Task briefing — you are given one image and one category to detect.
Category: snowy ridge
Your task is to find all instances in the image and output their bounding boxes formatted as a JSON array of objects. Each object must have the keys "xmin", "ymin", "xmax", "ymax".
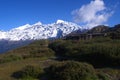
[
  {"xmin": 14, "ymin": 24, "xmax": 31, "ymax": 30},
  {"xmin": 0, "ymin": 20, "xmax": 82, "ymax": 41},
  {"xmin": 56, "ymin": 20, "xmax": 65, "ymax": 24}
]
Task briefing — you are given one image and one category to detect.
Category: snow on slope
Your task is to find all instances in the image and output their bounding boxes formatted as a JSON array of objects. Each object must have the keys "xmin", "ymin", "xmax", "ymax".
[
  {"xmin": 0, "ymin": 31, "xmax": 6, "ymax": 39},
  {"xmin": 0, "ymin": 20, "xmax": 82, "ymax": 41}
]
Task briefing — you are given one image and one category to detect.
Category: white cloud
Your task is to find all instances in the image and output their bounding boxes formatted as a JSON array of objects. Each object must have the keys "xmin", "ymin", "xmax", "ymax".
[{"xmin": 72, "ymin": 0, "xmax": 113, "ymax": 29}]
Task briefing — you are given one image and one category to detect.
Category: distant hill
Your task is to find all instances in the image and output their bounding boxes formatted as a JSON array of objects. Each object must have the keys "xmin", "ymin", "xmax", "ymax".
[
  {"xmin": 106, "ymin": 24, "xmax": 120, "ymax": 39},
  {"xmin": 87, "ymin": 25, "xmax": 109, "ymax": 34},
  {"xmin": 1, "ymin": 40, "xmax": 54, "ymax": 59},
  {"xmin": 65, "ymin": 24, "xmax": 120, "ymax": 40},
  {"xmin": 88, "ymin": 24, "xmax": 120, "ymax": 34},
  {"xmin": 109, "ymin": 24, "xmax": 120, "ymax": 33},
  {"xmin": 0, "ymin": 40, "xmax": 32, "ymax": 54},
  {"xmin": 0, "ymin": 23, "xmax": 120, "ymax": 53}
]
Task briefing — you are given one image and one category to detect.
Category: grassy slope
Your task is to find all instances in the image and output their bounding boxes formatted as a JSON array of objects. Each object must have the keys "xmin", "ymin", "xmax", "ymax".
[
  {"xmin": 0, "ymin": 40, "xmax": 56, "ymax": 80},
  {"xmin": 0, "ymin": 39, "xmax": 120, "ymax": 80},
  {"xmin": 0, "ymin": 58, "xmax": 57, "ymax": 80}
]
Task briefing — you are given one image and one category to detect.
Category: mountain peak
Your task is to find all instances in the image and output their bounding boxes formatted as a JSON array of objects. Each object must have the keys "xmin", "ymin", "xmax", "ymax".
[
  {"xmin": 0, "ymin": 20, "xmax": 81, "ymax": 41},
  {"xmin": 33, "ymin": 21, "xmax": 42, "ymax": 26},
  {"xmin": 15, "ymin": 24, "xmax": 31, "ymax": 30},
  {"xmin": 56, "ymin": 20, "xmax": 65, "ymax": 24}
]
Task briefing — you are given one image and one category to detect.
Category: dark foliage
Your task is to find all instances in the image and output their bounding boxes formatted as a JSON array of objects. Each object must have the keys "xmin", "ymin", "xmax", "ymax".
[
  {"xmin": 12, "ymin": 65, "xmax": 43, "ymax": 79},
  {"xmin": 49, "ymin": 39, "xmax": 120, "ymax": 67},
  {"xmin": 45, "ymin": 61, "xmax": 98, "ymax": 80}
]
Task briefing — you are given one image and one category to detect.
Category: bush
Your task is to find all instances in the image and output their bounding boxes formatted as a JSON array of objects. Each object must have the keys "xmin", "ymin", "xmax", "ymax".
[
  {"xmin": 49, "ymin": 39, "xmax": 120, "ymax": 67},
  {"xmin": 46, "ymin": 61, "xmax": 98, "ymax": 80},
  {"xmin": 12, "ymin": 65, "xmax": 43, "ymax": 79},
  {"xmin": 97, "ymin": 73, "xmax": 110, "ymax": 80}
]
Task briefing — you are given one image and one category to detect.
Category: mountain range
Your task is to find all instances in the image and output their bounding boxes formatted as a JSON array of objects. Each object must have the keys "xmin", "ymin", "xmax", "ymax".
[
  {"xmin": 0, "ymin": 20, "xmax": 82, "ymax": 53},
  {"xmin": 0, "ymin": 20, "xmax": 82, "ymax": 41},
  {"xmin": 0, "ymin": 20, "xmax": 119, "ymax": 53}
]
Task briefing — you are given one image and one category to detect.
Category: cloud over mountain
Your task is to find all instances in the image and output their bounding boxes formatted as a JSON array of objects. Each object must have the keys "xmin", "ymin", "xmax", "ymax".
[{"xmin": 72, "ymin": 0, "xmax": 113, "ymax": 29}]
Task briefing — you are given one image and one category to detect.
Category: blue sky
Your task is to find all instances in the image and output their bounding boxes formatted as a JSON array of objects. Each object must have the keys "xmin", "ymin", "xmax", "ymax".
[{"xmin": 0, "ymin": 0, "xmax": 119, "ymax": 31}]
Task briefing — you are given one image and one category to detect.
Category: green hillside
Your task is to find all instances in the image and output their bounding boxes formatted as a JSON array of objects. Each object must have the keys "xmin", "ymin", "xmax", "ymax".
[
  {"xmin": 0, "ymin": 40, "xmax": 57, "ymax": 80},
  {"xmin": 0, "ymin": 38, "xmax": 120, "ymax": 80},
  {"xmin": 0, "ymin": 24, "xmax": 120, "ymax": 80}
]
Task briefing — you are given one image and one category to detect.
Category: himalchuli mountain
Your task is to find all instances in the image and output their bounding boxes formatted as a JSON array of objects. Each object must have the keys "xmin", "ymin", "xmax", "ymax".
[
  {"xmin": 0, "ymin": 20, "xmax": 82, "ymax": 41},
  {"xmin": 0, "ymin": 20, "xmax": 119, "ymax": 53}
]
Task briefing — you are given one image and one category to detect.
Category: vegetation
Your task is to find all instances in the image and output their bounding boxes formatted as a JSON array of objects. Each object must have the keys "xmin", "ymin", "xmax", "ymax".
[
  {"xmin": 0, "ymin": 54, "xmax": 22, "ymax": 63},
  {"xmin": 0, "ymin": 40, "xmax": 55, "ymax": 79},
  {"xmin": 12, "ymin": 61, "xmax": 111, "ymax": 80},
  {"xmin": 46, "ymin": 61, "xmax": 99, "ymax": 80},
  {"xmin": 49, "ymin": 38, "xmax": 120, "ymax": 67},
  {"xmin": 0, "ymin": 40, "xmax": 54, "ymax": 64},
  {"xmin": 0, "ymin": 24, "xmax": 120, "ymax": 80},
  {"xmin": 12, "ymin": 65, "xmax": 43, "ymax": 79}
]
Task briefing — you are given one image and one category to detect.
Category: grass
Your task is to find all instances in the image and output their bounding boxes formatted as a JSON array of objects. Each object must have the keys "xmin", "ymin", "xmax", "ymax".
[
  {"xmin": 0, "ymin": 57, "xmax": 120, "ymax": 80},
  {"xmin": 0, "ymin": 40, "xmax": 55, "ymax": 80},
  {"xmin": 0, "ymin": 39, "xmax": 120, "ymax": 80},
  {"xmin": 0, "ymin": 58, "xmax": 57, "ymax": 80},
  {"xmin": 96, "ymin": 68, "xmax": 120, "ymax": 80}
]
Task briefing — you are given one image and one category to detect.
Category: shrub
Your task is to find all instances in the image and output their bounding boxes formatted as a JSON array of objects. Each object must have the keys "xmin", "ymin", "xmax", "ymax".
[
  {"xmin": 97, "ymin": 73, "xmax": 110, "ymax": 80},
  {"xmin": 46, "ymin": 61, "xmax": 98, "ymax": 80},
  {"xmin": 49, "ymin": 39, "xmax": 120, "ymax": 67},
  {"xmin": 12, "ymin": 65, "xmax": 43, "ymax": 79}
]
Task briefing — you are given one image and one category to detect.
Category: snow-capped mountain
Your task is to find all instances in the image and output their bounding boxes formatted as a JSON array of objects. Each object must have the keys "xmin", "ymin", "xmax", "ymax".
[
  {"xmin": 0, "ymin": 20, "xmax": 82, "ymax": 41},
  {"xmin": 0, "ymin": 31, "xmax": 6, "ymax": 40}
]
